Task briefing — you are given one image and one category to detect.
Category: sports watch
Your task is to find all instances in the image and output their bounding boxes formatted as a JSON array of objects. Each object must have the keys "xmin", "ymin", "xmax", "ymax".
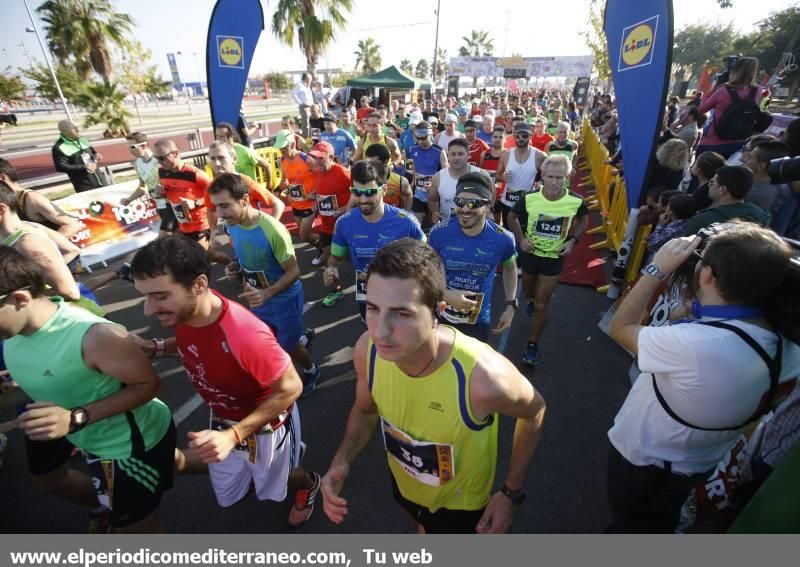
[
  {"xmin": 641, "ymin": 263, "xmax": 668, "ymax": 281},
  {"xmin": 500, "ymin": 483, "xmax": 527, "ymax": 505},
  {"xmin": 69, "ymin": 407, "xmax": 90, "ymax": 433},
  {"xmin": 505, "ymin": 299, "xmax": 519, "ymax": 310}
]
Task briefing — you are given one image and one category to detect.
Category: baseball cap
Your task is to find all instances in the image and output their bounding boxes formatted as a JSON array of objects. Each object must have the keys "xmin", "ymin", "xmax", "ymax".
[
  {"xmin": 273, "ymin": 129, "xmax": 294, "ymax": 149},
  {"xmin": 444, "ymin": 114, "xmax": 457, "ymax": 124},
  {"xmin": 456, "ymin": 171, "xmax": 494, "ymax": 201},
  {"xmin": 409, "ymin": 110, "xmax": 424, "ymax": 125},
  {"xmin": 309, "ymin": 141, "xmax": 334, "ymax": 158},
  {"xmin": 464, "ymin": 119, "xmax": 479, "ymax": 129},
  {"xmin": 429, "ymin": 116, "xmax": 439, "ymax": 124},
  {"xmin": 322, "ymin": 113, "xmax": 337, "ymax": 122},
  {"xmin": 456, "ymin": 107, "xmax": 468, "ymax": 116}
]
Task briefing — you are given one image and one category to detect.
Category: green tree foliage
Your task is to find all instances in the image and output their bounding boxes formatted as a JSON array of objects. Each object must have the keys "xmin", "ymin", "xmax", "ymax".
[
  {"xmin": 415, "ymin": 59, "xmax": 429, "ymax": 79},
  {"xmin": 354, "ymin": 38, "xmax": 382, "ymax": 75},
  {"xmin": 399, "ymin": 59, "xmax": 413, "ymax": 75},
  {"xmin": 431, "ymin": 48, "xmax": 449, "ymax": 82},
  {"xmin": 21, "ymin": 61, "xmax": 83, "ymax": 101},
  {"xmin": 737, "ymin": 5, "xmax": 800, "ymax": 94},
  {"xmin": 581, "ymin": 0, "xmax": 610, "ymax": 81},
  {"xmin": 672, "ymin": 23, "xmax": 739, "ymax": 82},
  {"xmin": 458, "ymin": 30, "xmax": 495, "ymax": 57},
  {"xmin": 266, "ymin": 72, "xmax": 292, "ymax": 90},
  {"xmin": 74, "ymin": 82, "xmax": 132, "ymax": 137},
  {"xmin": 272, "ymin": 0, "xmax": 353, "ymax": 75},
  {"xmin": 0, "ymin": 69, "xmax": 25, "ymax": 103},
  {"xmin": 37, "ymin": 0, "xmax": 135, "ymax": 84},
  {"xmin": 330, "ymin": 71, "xmax": 360, "ymax": 87}
]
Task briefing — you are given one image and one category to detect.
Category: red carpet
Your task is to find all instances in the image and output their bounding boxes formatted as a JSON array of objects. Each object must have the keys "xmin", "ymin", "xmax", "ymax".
[{"xmin": 559, "ymin": 168, "xmax": 608, "ymax": 289}]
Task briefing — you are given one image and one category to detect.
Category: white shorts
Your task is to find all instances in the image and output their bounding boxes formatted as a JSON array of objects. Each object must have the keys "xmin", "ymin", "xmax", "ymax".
[{"xmin": 208, "ymin": 404, "xmax": 302, "ymax": 508}]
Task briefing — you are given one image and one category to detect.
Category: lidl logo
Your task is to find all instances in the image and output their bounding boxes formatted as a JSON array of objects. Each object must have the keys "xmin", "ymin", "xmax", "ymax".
[
  {"xmin": 217, "ymin": 36, "xmax": 244, "ymax": 69},
  {"xmin": 618, "ymin": 16, "xmax": 658, "ymax": 72}
]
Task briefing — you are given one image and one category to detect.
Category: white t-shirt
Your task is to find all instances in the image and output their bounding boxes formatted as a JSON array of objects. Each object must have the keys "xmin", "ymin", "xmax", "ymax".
[
  {"xmin": 608, "ymin": 319, "xmax": 800, "ymax": 475},
  {"xmin": 134, "ymin": 156, "xmax": 159, "ymax": 191}
]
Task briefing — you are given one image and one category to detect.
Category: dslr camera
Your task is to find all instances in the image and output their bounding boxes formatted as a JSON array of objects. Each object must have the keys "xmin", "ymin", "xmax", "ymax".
[
  {"xmin": 769, "ymin": 156, "xmax": 800, "ymax": 185},
  {"xmin": 0, "ymin": 113, "xmax": 18, "ymax": 126}
]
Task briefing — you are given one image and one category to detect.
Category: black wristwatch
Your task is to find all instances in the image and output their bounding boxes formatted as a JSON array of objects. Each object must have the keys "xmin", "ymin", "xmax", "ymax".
[
  {"xmin": 505, "ymin": 298, "xmax": 519, "ymax": 310},
  {"xmin": 69, "ymin": 407, "xmax": 90, "ymax": 433},
  {"xmin": 500, "ymin": 483, "xmax": 527, "ymax": 505}
]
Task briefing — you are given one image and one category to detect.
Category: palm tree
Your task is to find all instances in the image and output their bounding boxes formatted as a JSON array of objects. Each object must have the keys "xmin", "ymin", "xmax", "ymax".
[
  {"xmin": 458, "ymin": 30, "xmax": 495, "ymax": 87},
  {"xmin": 399, "ymin": 59, "xmax": 413, "ymax": 75},
  {"xmin": 37, "ymin": 0, "xmax": 135, "ymax": 85},
  {"xmin": 354, "ymin": 38, "xmax": 382, "ymax": 75},
  {"xmin": 74, "ymin": 82, "xmax": 132, "ymax": 137},
  {"xmin": 272, "ymin": 0, "xmax": 353, "ymax": 76},
  {"xmin": 415, "ymin": 59, "xmax": 429, "ymax": 79},
  {"xmin": 431, "ymin": 48, "xmax": 449, "ymax": 83}
]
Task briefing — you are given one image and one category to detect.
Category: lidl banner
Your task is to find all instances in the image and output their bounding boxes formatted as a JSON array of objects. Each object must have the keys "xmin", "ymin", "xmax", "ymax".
[
  {"xmin": 605, "ymin": 0, "xmax": 673, "ymax": 208},
  {"xmin": 54, "ymin": 182, "xmax": 160, "ymax": 269},
  {"xmin": 206, "ymin": 0, "xmax": 264, "ymax": 128}
]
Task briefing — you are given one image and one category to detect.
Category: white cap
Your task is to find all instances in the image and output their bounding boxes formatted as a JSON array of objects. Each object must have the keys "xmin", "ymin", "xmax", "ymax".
[
  {"xmin": 409, "ymin": 110, "xmax": 423, "ymax": 125},
  {"xmin": 429, "ymin": 116, "xmax": 439, "ymax": 124},
  {"xmin": 444, "ymin": 114, "xmax": 457, "ymax": 124}
]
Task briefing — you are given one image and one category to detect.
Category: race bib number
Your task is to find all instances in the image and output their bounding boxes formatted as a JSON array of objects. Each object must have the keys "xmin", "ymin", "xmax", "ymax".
[
  {"xmin": 414, "ymin": 174, "xmax": 433, "ymax": 194},
  {"xmin": 534, "ymin": 214, "xmax": 567, "ymax": 240},
  {"xmin": 505, "ymin": 189, "xmax": 525, "ymax": 204},
  {"xmin": 212, "ymin": 418, "xmax": 257, "ymax": 464},
  {"xmin": 381, "ymin": 417, "xmax": 455, "ymax": 486},
  {"xmin": 355, "ymin": 271, "xmax": 367, "ymax": 302},
  {"xmin": 170, "ymin": 200, "xmax": 194, "ymax": 224},
  {"xmin": 288, "ymin": 184, "xmax": 306, "ymax": 202},
  {"xmin": 86, "ymin": 458, "xmax": 115, "ymax": 510},
  {"xmin": 441, "ymin": 290, "xmax": 484, "ymax": 325},
  {"xmin": 317, "ymin": 194, "xmax": 338, "ymax": 216},
  {"xmin": 242, "ymin": 268, "xmax": 270, "ymax": 290}
]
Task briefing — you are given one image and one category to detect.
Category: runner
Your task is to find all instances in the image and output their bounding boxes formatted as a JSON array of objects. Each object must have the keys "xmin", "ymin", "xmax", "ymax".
[
  {"xmin": 120, "ymin": 133, "xmax": 175, "ymax": 237},
  {"xmin": 530, "ymin": 119, "xmax": 554, "ymax": 153},
  {"xmin": 479, "ymin": 126, "xmax": 507, "ymax": 224},
  {"xmin": 320, "ymin": 238, "xmax": 546, "ymax": 533},
  {"xmin": 363, "ymin": 143, "xmax": 413, "ymax": 210},
  {"xmin": 153, "ymin": 139, "xmax": 230, "ymax": 265},
  {"xmin": 434, "ymin": 114, "xmax": 464, "ymax": 151},
  {"xmin": 352, "ymin": 113, "xmax": 402, "ymax": 164},
  {"xmin": 429, "ymin": 139, "xmax": 482, "ymax": 225},
  {"xmin": 207, "ymin": 173, "xmax": 320, "ymax": 399},
  {"xmin": 495, "ymin": 122, "xmax": 547, "ymax": 227},
  {"xmin": 308, "ymin": 141, "xmax": 352, "ymax": 267},
  {"xmin": 546, "ymin": 109, "xmax": 563, "ymax": 136},
  {"xmin": 130, "ymin": 236, "xmax": 321, "ymax": 527},
  {"xmin": 280, "ymin": 116, "xmax": 309, "ymax": 152},
  {"xmin": 429, "ymin": 171, "xmax": 518, "ymax": 342},
  {"xmin": 506, "ymin": 155, "xmax": 589, "ymax": 366},
  {"xmin": 214, "ymin": 122, "xmax": 274, "ymax": 184},
  {"xmin": 356, "ymin": 96, "xmax": 376, "ymax": 127},
  {"xmin": 322, "ymin": 160, "xmax": 425, "ymax": 317},
  {"xmin": 464, "ymin": 120, "xmax": 490, "ymax": 167},
  {"xmin": 405, "ymin": 121, "xmax": 449, "ymax": 225},
  {"xmin": 546, "ymin": 122, "xmax": 579, "ymax": 182},
  {"xmin": 319, "ymin": 113, "xmax": 357, "ymax": 164},
  {"xmin": 0, "ymin": 246, "xmax": 178, "ymax": 533}
]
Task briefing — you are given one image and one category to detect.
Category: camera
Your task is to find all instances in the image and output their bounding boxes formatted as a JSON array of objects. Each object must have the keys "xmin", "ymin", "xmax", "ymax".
[
  {"xmin": 711, "ymin": 55, "xmax": 739, "ymax": 92},
  {"xmin": 768, "ymin": 156, "xmax": 800, "ymax": 185},
  {"xmin": 0, "ymin": 113, "xmax": 18, "ymax": 126}
]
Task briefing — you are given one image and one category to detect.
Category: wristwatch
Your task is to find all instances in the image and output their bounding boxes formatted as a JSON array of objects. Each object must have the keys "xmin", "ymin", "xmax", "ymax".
[
  {"xmin": 505, "ymin": 298, "xmax": 519, "ymax": 310},
  {"xmin": 500, "ymin": 483, "xmax": 527, "ymax": 505},
  {"xmin": 69, "ymin": 407, "xmax": 90, "ymax": 433},
  {"xmin": 641, "ymin": 263, "xmax": 668, "ymax": 281}
]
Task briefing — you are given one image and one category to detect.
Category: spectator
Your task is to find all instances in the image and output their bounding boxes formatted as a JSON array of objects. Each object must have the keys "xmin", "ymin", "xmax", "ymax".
[
  {"xmin": 650, "ymin": 139, "xmax": 690, "ymax": 192},
  {"xmin": 686, "ymin": 90, "xmax": 703, "ymax": 108},
  {"xmin": 726, "ymin": 133, "xmax": 777, "ymax": 166},
  {"xmin": 236, "ymin": 105, "xmax": 257, "ymax": 147},
  {"xmin": 689, "ymin": 151, "xmax": 726, "ymax": 211},
  {"xmin": 637, "ymin": 186, "xmax": 669, "ymax": 227},
  {"xmin": 291, "ymin": 72, "xmax": 314, "ymax": 137},
  {"xmin": 742, "ymin": 140, "xmax": 790, "ymax": 213},
  {"xmin": 312, "ymin": 81, "xmax": 329, "ymax": 114},
  {"xmin": 666, "ymin": 96, "xmax": 681, "ymax": 127},
  {"xmin": 696, "ymin": 57, "xmax": 764, "ymax": 159},
  {"xmin": 51, "ymin": 120, "xmax": 104, "ymax": 193},
  {"xmin": 607, "ymin": 222, "xmax": 800, "ymax": 533},
  {"xmin": 646, "ymin": 193, "xmax": 697, "ymax": 253},
  {"xmin": 682, "ymin": 165, "xmax": 770, "ymax": 235},
  {"xmin": 672, "ymin": 106, "xmax": 704, "ymax": 149}
]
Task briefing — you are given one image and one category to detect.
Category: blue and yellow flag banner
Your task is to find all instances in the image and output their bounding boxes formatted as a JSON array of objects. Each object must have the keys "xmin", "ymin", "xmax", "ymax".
[
  {"xmin": 206, "ymin": 0, "xmax": 264, "ymax": 128},
  {"xmin": 604, "ymin": 0, "xmax": 673, "ymax": 207}
]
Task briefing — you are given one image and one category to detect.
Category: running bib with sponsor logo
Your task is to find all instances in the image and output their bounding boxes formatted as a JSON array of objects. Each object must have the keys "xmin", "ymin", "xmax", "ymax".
[
  {"xmin": 534, "ymin": 214, "xmax": 567, "ymax": 240},
  {"xmin": 381, "ymin": 417, "xmax": 454, "ymax": 486},
  {"xmin": 405, "ymin": 158, "xmax": 415, "ymax": 174},
  {"xmin": 211, "ymin": 418, "xmax": 258, "ymax": 464},
  {"xmin": 414, "ymin": 174, "xmax": 433, "ymax": 193},
  {"xmin": 355, "ymin": 271, "xmax": 367, "ymax": 302},
  {"xmin": 441, "ymin": 291, "xmax": 484, "ymax": 325},
  {"xmin": 170, "ymin": 200, "xmax": 197, "ymax": 224},
  {"xmin": 242, "ymin": 268, "xmax": 270, "ymax": 290},
  {"xmin": 86, "ymin": 457, "xmax": 115, "ymax": 510},
  {"xmin": 288, "ymin": 184, "xmax": 307, "ymax": 202},
  {"xmin": 505, "ymin": 189, "xmax": 525, "ymax": 204},
  {"xmin": 317, "ymin": 194, "xmax": 338, "ymax": 216},
  {"xmin": 311, "ymin": 128, "xmax": 321, "ymax": 141}
]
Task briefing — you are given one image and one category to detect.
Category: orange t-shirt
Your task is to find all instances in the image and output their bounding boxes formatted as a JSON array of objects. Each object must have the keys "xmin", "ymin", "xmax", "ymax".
[
  {"xmin": 312, "ymin": 163, "xmax": 352, "ymax": 233},
  {"xmin": 504, "ymin": 134, "xmax": 534, "ymax": 150},
  {"xmin": 205, "ymin": 174, "xmax": 275, "ymax": 215},
  {"xmin": 531, "ymin": 133, "xmax": 554, "ymax": 152},
  {"xmin": 281, "ymin": 152, "xmax": 315, "ymax": 211},
  {"xmin": 356, "ymin": 106, "xmax": 376, "ymax": 124},
  {"xmin": 159, "ymin": 164, "xmax": 212, "ymax": 233}
]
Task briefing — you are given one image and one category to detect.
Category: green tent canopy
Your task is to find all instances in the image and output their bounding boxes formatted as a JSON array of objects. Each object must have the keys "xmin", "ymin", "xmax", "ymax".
[{"xmin": 347, "ymin": 66, "xmax": 432, "ymax": 90}]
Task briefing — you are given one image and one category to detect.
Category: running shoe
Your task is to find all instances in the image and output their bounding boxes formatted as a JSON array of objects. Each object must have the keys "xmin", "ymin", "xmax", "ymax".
[
  {"xmin": 522, "ymin": 343, "xmax": 539, "ymax": 367},
  {"xmin": 116, "ymin": 262, "xmax": 134, "ymax": 282},
  {"xmin": 301, "ymin": 365, "xmax": 321, "ymax": 399},
  {"xmin": 311, "ymin": 251, "xmax": 325, "ymax": 266},
  {"xmin": 298, "ymin": 328, "xmax": 315, "ymax": 351},
  {"xmin": 0, "ymin": 433, "xmax": 7, "ymax": 470},
  {"xmin": 526, "ymin": 300, "xmax": 535, "ymax": 317},
  {"xmin": 321, "ymin": 289, "xmax": 344, "ymax": 307},
  {"xmin": 287, "ymin": 472, "xmax": 321, "ymax": 528}
]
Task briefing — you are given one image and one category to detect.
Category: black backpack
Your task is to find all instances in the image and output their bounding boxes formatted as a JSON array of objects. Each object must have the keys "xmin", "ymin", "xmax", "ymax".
[{"xmin": 715, "ymin": 86, "xmax": 761, "ymax": 141}]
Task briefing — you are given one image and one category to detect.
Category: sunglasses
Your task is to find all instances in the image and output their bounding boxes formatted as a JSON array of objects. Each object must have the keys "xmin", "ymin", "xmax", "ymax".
[
  {"xmin": 351, "ymin": 187, "xmax": 381, "ymax": 197},
  {"xmin": 514, "ymin": 133, "xmax": 531, "ymax": 138},
  {"xmin": 454, "ymin": 197, "xmax": 490, "ymax": 209},
  {"xmin": 128, "ymin": 143, "xmax": 146, "ymax": 150},
  {"xmin": 154, "ymin": 152, "xmax": 177, "ymax": 162},
  {"xmin": 0, "ymin": 285, "xmax": 32, "ymax": 303}
]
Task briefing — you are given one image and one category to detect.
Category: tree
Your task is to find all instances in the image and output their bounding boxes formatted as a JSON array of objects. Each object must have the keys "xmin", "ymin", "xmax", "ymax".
[
  {"xmin": 672, "ymin": 23, "xmax": 740, "ymax": 87},
  {"xmin": 73, "ymin": 81, "xmax": 131, "ymax": 137},
  {"xmin": 117, "ymin": 41, "xmax": 159, "ymax": 123},
  {"xmin": 415, "ymin": 59, "xmax": 429, "ymax": 79},
  {"xmin": 458, "ymin": 30, "xmax": 495, "ymax": 57},
  {"xmin": 0, "ymin": 69, "xmax": 25, "ymax": 103},
  {"xmin": 141, "ymin": 71, "xmax": 172, "ymax": 107},
  {"xmin": 354, "ymin": 38, "xmax": 382, "ymax": 75},
  {"xmin": 271, "ymin": 0, "xmax": 353, "ymax": 75},
  {"xmin": 581, "ymin": 0, "xmax": 611, "ymax": 81},
  {"xmin": 37, "ymin": 0, "xmax": 135, "ymax": 84},
  {"xmin": 431, "ymin": 48, "xmax": 449, "ymax": 82},
  {"xmin": 21, "ymin": 61, "xmax": 83, "ymax": 101},
  {"xmin": 399, "ymin": 59, "xmax": 413, "ymax": 75},
  {"xmin": 266, "ymin": 72, "xmax": 292, "ymax": 90}
]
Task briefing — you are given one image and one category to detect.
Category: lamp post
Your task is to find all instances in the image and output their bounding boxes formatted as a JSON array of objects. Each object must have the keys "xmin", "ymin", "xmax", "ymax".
[
  {"xmin": 175, "ymin": 51, "xmax": 194, "ymax": 115},
  {"xmin": 22, "ymin": 0, "xmax": 73, "ymax": 121},
  {"xmin": 432, "ymin": 0, "xmax": 441, "ymax": 87}
]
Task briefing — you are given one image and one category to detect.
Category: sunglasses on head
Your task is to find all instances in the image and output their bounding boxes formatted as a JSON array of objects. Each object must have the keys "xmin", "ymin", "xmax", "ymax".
[
  {"xmin": 0, "ymin": 285, "xmax": 32, "ymax": 303},
  {"xmin": 351, "ymin": 187, "xmax": 381, "ymax": 197},
  {"xmin": 454, "ymin": 197, "xmax": 489, "ymax": 209},
  {"xmin": 128, "ymin": 143, "xmax": 146, "ymax": 150}
]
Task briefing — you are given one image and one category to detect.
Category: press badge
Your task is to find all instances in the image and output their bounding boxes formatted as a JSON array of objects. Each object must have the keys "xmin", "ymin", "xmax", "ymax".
[{"xmin": 381, "ymin": 417, "xmax": 455, "ymax": 486}]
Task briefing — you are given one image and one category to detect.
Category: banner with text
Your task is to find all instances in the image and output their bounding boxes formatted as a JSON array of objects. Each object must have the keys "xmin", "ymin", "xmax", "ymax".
[
  {"xmin": 448, "ymin": 56, "xmax": 594, "ymax": 79},
  {"xmin": 206, "ymin": 0, "xmax": 264, "ymax": 129},
  {"xmin": 604, "ymin": 0, "xmax": 674, "ymax": 208}
]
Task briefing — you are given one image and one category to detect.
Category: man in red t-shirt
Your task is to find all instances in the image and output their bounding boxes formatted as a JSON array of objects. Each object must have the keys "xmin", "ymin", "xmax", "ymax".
[
  {"xmin": 309, "ymin": 141, "xmax": 352, "ymax": 265},
  {"xmin": 131, "ymin": 236, "xmax": 321, "ymax": 528},
  {"xmin": 153, "ymin": 139, "xmax": 230, "ymax": 265},
  {"xmin": 531, "ymin": 119, "xmax": 554, "ymax": 153},
  {"xmin": 463, "ymin": 119, "xmax": 490, "ymax": 166},
  {"xmin": 480, "ymin": 126, "xmax": 507, "ymax": 223},
  {"xmin": 356, "ymin": 96, "xmax": 376, "ymax": 127}
]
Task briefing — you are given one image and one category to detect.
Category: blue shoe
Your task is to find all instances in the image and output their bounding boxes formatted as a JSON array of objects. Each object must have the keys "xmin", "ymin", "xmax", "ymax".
[
  {"xmin": 522, "ymin": 343, "xmax": 539, "ymax": 366},
  {"xmin": 117, "ymin": 262, "xmax": 133, "ymax": 282},
  {"xmin": 526, "ymin": 300, "xmax": 535, "ymax": 317},
  {"xmin": 299, "ymin": 328, "xmax": 315, "ymax": 352},
  {"xmin": 301, "ymin": 365, "xmax": 321, "ymax": 399}
]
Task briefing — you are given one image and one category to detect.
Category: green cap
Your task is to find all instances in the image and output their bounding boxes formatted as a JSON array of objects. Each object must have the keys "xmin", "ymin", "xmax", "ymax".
[{"xmin": 273, "ymin": 129, "xmax": 294, "ymax": 149}]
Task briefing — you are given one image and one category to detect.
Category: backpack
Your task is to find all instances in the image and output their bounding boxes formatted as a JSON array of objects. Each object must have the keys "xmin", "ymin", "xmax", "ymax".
[{"xmin": 715, "ymin": 86, "xmax": 761, "ymax": 141}]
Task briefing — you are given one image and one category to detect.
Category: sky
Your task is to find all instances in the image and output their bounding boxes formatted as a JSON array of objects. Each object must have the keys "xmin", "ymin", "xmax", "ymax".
[{"xmin": 1, "ymin": 0, "xmax": 794, "ymax": 85}]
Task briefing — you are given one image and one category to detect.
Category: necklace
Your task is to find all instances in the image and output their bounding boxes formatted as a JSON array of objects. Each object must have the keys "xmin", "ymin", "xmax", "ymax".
[{"xmin": 400, "ymin": 337, "xmax": 440, "ymax": 378}]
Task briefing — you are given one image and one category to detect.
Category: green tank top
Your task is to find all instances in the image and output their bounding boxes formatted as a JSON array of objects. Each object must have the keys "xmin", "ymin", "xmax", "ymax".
[
  {"xmin": 547, "ymin": 140, "xmax": 577, "ymax": 188},
  {"xmin": 523, "ymin": 190, "xmax": 585, "ymax": 258},
  {"xmin": 368, "ymin": 328, "xmax": 498, "ymax": 512},
  {"xmin": 4, "ymin": 299, "xmax": 171, "ymax": 459}
]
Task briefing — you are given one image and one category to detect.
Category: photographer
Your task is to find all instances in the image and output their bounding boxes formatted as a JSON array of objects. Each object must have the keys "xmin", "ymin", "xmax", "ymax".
[{"xmin": 606, "ymin": 223, "xmax": 800, "ymax": 533}]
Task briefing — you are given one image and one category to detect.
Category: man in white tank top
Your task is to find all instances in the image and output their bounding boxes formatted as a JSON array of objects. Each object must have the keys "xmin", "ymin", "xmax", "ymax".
[
  {"xmin": 434, "ymin": 114, "xmax": 464, "ymax": 153},
  {"xmin": 495, "ymin": 122, "xmax": 547, "ymax": 226},
  {"xmin": 429, "ymin": 139, "xmax": 482, "ymax": 224}
]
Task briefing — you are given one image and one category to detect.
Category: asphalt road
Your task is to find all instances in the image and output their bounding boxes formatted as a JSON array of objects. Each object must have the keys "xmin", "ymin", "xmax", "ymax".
[{"xmin": 0, "ymin": 236, "xmax": 634, "ymax": 534}]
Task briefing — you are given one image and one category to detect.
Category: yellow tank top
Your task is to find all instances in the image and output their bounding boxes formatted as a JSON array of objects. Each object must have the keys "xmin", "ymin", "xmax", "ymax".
[
  {"xmin": 363, "ymin": 135, "xmax": 388, "ymax": 153},
  {"xmin": 368, "ymin": 327, "xmax": 498, "ymax": 512}
]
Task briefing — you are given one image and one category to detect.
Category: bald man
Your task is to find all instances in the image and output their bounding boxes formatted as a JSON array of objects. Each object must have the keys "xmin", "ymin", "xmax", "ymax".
[{"xmin": 52, "ymin": 120, "xmax": 104, "ymax": 193}]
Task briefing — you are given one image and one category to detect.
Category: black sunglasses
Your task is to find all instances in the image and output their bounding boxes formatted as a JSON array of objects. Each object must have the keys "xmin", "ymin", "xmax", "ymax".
[
  {"xmin": 154, "ymin": 152, "xmax": 176, "ymax": 161},
  {"xmin": 454, "ymin": 197, "xmax": 490, "ymax": 209},
  {"xmin": 351, "ymin": 187, "xmax": 381, "ymax": 197}
]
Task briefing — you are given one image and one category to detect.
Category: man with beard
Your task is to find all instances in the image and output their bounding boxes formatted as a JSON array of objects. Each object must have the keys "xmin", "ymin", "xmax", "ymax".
[
  {"xmin": 323, "ymin": 161, "xmax": 425, "ymax": 323},
  {"xmin": 428, "ymin": 139, "xmax": 483, "ymax": 225},
  {"xmin": 495, "ymin": 122, "xmax": 546, "ymax": 227},
  {"xmin": 131, "ymin": 236, "xmax": 322, "ymax": 527},
  {"xmin": 429, "ymin": 171, "xmax": 518, "ymax": 342},
  {"xmin": 464, "ymin": 120, "xmax": 490, "ymax": 167}
]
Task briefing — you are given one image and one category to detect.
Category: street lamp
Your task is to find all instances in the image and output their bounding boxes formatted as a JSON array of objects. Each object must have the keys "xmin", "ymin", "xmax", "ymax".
[{"xmin": 22, "ymin": 1, "xmax": 73, "ymax": 121}]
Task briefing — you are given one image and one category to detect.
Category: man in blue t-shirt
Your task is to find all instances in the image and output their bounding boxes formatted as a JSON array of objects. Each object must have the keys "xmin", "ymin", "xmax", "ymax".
[
  {"xmin": 208, "ymin": 173, "xmax": 321, "ymax": 398},
  {"xmin": 429, "ymin": 171, "xmax": 518, "ymax": 342},
  {"xmin": 323, "ymin": 160, "xmax": 426, "ymax": 321},
  {"xmin": 405, "ymin": 121, "xmax": 448, "ymax": 225},
  {"xmin": 319, "ymin": 113, "xmax": 356, "ymax": 165}
]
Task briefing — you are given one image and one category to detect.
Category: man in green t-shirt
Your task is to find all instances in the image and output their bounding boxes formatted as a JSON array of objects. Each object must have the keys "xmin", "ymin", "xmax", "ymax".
[{"xmin": 215, "ymin": 122, "xmax": 274, "ymax": 182}]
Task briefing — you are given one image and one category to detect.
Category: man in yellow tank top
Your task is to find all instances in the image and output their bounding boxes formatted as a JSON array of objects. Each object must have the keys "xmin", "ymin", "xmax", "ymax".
[{"xmin": 320, "ymin": 238, "xmax": 546, "ymax": 533}]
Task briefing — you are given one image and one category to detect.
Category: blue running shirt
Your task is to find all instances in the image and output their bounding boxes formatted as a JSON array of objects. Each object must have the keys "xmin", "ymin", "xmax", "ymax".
[
  {"xmin": 320, "ymin": 128, "xmax": 357, "ymax": 163},
  {"xmin": 406, "ymin": 144, "xmax": 444, "ymax": 203}
]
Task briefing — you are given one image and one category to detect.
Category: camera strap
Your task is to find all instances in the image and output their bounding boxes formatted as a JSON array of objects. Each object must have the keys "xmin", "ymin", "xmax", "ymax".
[{"xmin": 651, "ymin": 320, "xmax": 783, "ymax": 432}]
